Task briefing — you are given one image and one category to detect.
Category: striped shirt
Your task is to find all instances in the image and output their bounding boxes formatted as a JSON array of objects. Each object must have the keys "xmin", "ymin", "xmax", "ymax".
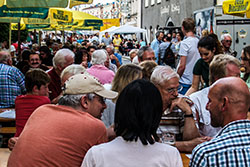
[
  {"xmin": 0, "ymin": 64, "xmax": 26, "ymax": 108},
  {"xmin": 190, "ymin": 120, "xmax": 250, "ymax": 167}
]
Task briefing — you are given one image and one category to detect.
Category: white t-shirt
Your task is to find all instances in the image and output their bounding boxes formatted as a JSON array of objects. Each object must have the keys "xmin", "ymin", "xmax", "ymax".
[
  {"xmin": 82, "ymin": 137, "xmax": 183, "ymax": 167},
  {"xmin": 177, "ymin": 37, "xmax": 200, "ymax": 85},
  {"xmin": 189, "ymin": 87, "xmax": 221, "ymax": 137}
]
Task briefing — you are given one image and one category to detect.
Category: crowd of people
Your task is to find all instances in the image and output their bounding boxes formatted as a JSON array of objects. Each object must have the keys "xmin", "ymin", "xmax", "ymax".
[{"xmin": 0, "ymin": 17, "xmax": 250, "ymax": 166}]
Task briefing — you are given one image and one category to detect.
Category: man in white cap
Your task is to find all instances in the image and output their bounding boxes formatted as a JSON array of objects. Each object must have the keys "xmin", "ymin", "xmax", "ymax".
[{"xmin": 8, "ymin": 73, "xmax": 118, "ymax": 167}]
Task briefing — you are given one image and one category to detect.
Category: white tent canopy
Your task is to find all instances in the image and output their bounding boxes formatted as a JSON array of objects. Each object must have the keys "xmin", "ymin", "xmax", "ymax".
[{"xmin": 99, "ymin": 25, "xmax": 148, "ymax": 44}]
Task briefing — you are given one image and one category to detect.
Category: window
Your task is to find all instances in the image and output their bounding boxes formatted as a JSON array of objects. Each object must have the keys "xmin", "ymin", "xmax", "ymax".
[
  {"xmin": 145, "ymin": 0, "xmax": 149, "ymax": 7},
  {"xmin": 151, "ymin": 0, "xmax": 155, "ymax": 6}
]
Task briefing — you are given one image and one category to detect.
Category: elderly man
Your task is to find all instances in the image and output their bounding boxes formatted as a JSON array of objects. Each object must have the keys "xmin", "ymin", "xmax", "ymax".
[
  {"xmin": 87, "ymin": 50, "xmax": 115, "ymax": 84},
  {"xmin": 8, "ymin": 73, "xmax": 118, "ymax": 166},
  {"xmin": 150, "ymin": 66, "xmax": 210, "ymax": 153},
  {"xmin": 221, "ymin": 33, "xmax": 237, "ymax": 57},
  {"xmin": 106, "ymin": 45, "xmax": 122, "ymax": 68},
  {"xmin": 0, "ymin": 51, "xmax": 26, "ymax": 108},
  {"xmin": 150, "ymin": 30, "xmax": 164, "ymax": 63},
  {"xmin": 185, "ymin": 54, "xmax": 241, "ymax": 140},
  {"xmin": 22, "ymin": 52, "xmax": 49, "ymax": 74},
  {"xmin": 190, "ymin": 77, "xmax": 250, "ymax": 166},
  {"xmin": 47, "ymin": 48, "xmax": 74, "ymax": 103},
  {"xmin": 134, "ymin": 46, "xmax": 156, "ymax": 63}
]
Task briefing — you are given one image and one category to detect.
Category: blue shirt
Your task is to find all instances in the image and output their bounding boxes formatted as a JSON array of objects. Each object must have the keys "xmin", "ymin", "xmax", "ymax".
[
  {"xmin": 190, "ymin": 120, "xmax": 250, "ymax": 167},
  {"xmin": 151, "ymin": 39, "xmax": 162, "ymax": 63},
  {"xmin": 0, "ymin": 64, "xmax": 26, "ymax": 108},
  {"xmin": 111, "ymin": 53, "xmax": 122, "ymax": 66}
]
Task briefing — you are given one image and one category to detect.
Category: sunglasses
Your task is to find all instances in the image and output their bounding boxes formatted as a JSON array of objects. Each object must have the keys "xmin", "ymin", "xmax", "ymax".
[{"xmin": 225, "ymin": 40, "xmax": 232, "ymax": 43}]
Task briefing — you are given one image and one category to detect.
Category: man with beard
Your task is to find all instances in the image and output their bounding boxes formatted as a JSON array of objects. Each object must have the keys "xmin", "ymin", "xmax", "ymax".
[
  {"xmin": 22, "ymin": 52, "xmax": 49, "ymax": 74},
  {"xmin": 190, "ymin": 77, "xmax": 250, "ymax": 166},
  {"xmin": 150, "ymin": 66, "xmax": 211, "ymax": 152}
]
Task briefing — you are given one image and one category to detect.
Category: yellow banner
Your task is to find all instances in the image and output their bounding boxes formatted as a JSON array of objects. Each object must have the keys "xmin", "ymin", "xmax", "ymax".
[
  {"xmin": 223, "ymin": 0, "xmax": 250, "ymax": 14},
  {"xmin": 11, "ymin": 23, "xmax": 26, "ymax": 30},
  {"xmin": 50, "ymin": 8, "xmax": 72, "ymax": 23},
  {"xmin": 100, "ymin": 18, "xmax": 120, "ymax": 32},
  {"xmin": 23, "ymin": 17, "xmax": 57, "ymax": 25}
]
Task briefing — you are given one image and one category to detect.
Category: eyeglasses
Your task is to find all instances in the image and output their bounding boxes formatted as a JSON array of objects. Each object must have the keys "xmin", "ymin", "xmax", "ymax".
[
  {"xmin": 88, "ymin": 93, "xmax": 106, "ymax": 104},
  {"xmin": 225, "ymin": 40, "xmax": 232, "ymax": 43},
  {"xmin": 165, "ymin": 85, "xmax": 183, "ymax": 94}
]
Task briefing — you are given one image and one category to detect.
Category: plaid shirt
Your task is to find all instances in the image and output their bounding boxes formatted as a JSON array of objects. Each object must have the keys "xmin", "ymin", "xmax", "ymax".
[
  {"xmin": 0, "ymin": 64, "xmax": 26, "ymax": 108},
  {"xmin": 190, "ymin": 120, "xmax": 250, "ymax": 167}
]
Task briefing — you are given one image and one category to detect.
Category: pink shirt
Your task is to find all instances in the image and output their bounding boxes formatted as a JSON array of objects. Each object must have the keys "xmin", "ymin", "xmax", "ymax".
[{"xmin": 87, "ymin": 65, "xmax": 115, "ymax": 84}]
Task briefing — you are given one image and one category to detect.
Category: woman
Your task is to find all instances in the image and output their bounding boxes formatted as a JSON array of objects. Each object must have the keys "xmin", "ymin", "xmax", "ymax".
[
  {"xmin": 102, "ymin": 64, "xmax": 143, "ymax": 128},
  {"xmin": 82, "ymin": 80, "xmax": 183, "ymax": 167},
  {"xmin": 241, "ymin": 45, "xmax": 250, "ymax": 89},
  {"xmin": 185, "ymin": 35, "xmax": 222, "ymax": 96},
  {"xmin": 74, "ymin": 49, "xmax": 89, "ymax": 68}
]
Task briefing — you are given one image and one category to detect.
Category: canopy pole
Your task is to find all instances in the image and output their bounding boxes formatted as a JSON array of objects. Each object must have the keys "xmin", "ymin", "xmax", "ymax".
[
  {"xmin": 9, "ymin": 23, "xmax": 11, "ymax": 53},
  {"xmin": 18, "ymin": 23, "xmax": 21, "ymax": 59}
]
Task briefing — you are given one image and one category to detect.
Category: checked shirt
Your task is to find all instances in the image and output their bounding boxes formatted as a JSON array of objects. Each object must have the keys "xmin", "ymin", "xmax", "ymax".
[
  {"xmin": 0, "ymin": 64, "xmax": 26, "ymax": 108},
  {"xmin": 190, "ymin": 120, "xmax": 250, "ymax": 167}
]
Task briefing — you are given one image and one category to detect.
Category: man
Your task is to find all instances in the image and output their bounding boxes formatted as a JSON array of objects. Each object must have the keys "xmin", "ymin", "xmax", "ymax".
[
  {"xmin": 0, "ymin": 51, "xmax": 26, "ymax": 108},
  {"xmin": 8, "ymin": 73, "xmax": 118, "ymax": 166},
  {"xmin": 159, "ymin": 35, "xmax": 176, "ymax": 67},
  {"xmin": 151, "ymin": 31, "xmax": 164, "ymax": 64},
  {"xmin": 106, "ymin": 45, "xmax": 122, "ymax": 68},
  {"xmin": 112, "ymin": 34, "xmax": 122, "ymax": 53},
  {"xmin": 47, "ymin": 48, "xmax": 74, "ymax": 103},
  {"xmin": 22, "ymin": 52, "xmax": 49, "ymax": 74},
  {"xmin": 190, "ymin": 77, "xmax": 250, "ymax": 166},
  {"xmin": 87, "ymin": 50, "xmax": 115, "ymax": 84},
  {"xmin": 101, "ymin": 32, "xmax": 112, "ymax": 46},
  {"xmin": 136, "ymin": 46, "xmax": 156, "ymax": 63},
  {"xmin": 177, "ymin": 18, "xmax": 200, "ymax": 94},
  {"xmin": 150, "ymin": 66, "xmax": 210, "ymax": 153},
  {"xmin": 185, "ymin": 54, "xmax": 241, "ymax": 140},
  {"xmin": 221, "ymin": 33, "xmax": 237, "ymax": 57}
]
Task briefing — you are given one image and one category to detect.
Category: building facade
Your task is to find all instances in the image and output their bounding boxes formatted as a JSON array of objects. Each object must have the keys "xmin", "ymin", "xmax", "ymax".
[{"xmin": 142, "ymin": 0, "xmax": 215, "ymax": 41}]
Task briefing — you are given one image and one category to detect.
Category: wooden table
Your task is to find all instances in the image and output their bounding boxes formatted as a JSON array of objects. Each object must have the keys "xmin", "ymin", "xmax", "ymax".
[
  {"xmin": 0, "ymin": 148, "xmax": 11, "ymax": 167},
  {"xmin": 181, "ymin": 153, "xmax": 190, "ymax": 167}
]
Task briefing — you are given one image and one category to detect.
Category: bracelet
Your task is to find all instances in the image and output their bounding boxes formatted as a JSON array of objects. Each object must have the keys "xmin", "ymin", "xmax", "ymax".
[{"xmin": 184, "ymin": 114, "xmax": 193, "ymax": 118}]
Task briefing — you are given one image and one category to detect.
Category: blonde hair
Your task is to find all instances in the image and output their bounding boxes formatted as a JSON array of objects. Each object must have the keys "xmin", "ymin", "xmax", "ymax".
[
  {"xmin": 139, "ymin": 60, "xmax": 157, "ymax": 80},
  {"xmin": 111, "ymin": 64, "xmax": 142, "ymax": 101}
]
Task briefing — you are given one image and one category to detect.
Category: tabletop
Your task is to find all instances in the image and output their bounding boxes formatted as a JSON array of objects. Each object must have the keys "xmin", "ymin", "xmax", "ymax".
[{"xmin": 0, "ymin": 148, "xmax": 11, "ymax": 167}]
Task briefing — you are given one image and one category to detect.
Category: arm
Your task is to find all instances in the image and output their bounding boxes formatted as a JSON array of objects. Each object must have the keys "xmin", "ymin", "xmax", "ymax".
[
  {"xmin": 185, "ymin": 75, "xmax": 201, "ymax": 96},
  {"xmin": 177, "ymin": 56, "xmax": 186, "ymax": 77},
  {"xmin": 170, "ymin": 97, "xmax": 200, "ymax": 140},
  {"xmin": 175, "ymin": 136, "xmax": 211, "ymax": 153},
  {"xmin": 110, "ymin": 54, "xmax": 121, "ymax": 68}
]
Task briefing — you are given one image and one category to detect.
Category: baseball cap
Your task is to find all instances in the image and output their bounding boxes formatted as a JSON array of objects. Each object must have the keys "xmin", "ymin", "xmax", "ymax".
[{"xmin": 63, "ymin": 73, "xmax": 118, "ymax": 99}]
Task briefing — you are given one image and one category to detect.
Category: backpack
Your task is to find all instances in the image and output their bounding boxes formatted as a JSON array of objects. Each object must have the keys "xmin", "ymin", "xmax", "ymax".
[{"xmin": 162, "ymin": 43, "xmax": 175, "ymax": 68}]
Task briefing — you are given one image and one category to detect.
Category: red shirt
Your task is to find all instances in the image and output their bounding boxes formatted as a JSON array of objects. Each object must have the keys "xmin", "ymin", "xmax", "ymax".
[
  {"xmin": 47, "ymin": 68, "xmax": 61, "ymax": 101},
  {"xmin": 15, "ymin": 95, "xmax": 50, "ymax": 137}
]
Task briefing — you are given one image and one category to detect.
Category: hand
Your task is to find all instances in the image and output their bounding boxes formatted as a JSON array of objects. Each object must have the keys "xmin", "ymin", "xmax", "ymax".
[
  {"xmin": 8, "ymin": 137, "xmax": 19, "ymax": 151},
  {"xmin": 106, "ymin": 124, "xmax": 116, "ymax": 141},
  {"xmin": 110, "ymin": 54, "xmax": 118, "ymax": 61},
  {"xmin": 170, "ymin": 97, "xmax": 192, "ymax": 114}
]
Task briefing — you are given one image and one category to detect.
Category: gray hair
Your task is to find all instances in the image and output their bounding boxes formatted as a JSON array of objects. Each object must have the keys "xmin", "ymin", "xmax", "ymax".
[
  {"xmin": 129, "ymin": 49, "xmax": 139, "ymax": 56},
  {"xmin": 52, "ymin": 49, "xmax": 75, "ymax": 69},
  {"xmin": 0, "ymin": 51, "xmax": 11, "ymax": 64},
  {"xmin": 150, "ymin": 65, "xmax": 179, "ymax": 86},
  {"xmin": 91, "ymin": 49, "xmax": 107, "ymax": 65},
  {"xmin": 58, "ymin": 93, "xmax": 95, "ymax": 109},
  {"xmin": 60, "ymin": 64, "xmax": 86, "ymax": 79},
  {"xmin": 221, "ymin": 33, "xmax": 232, "ymax": 41},
  {"xmin": 138, "ymin": 46, "xmax": 154, "ymax": 60},
  {"xmin": 106, "ymin": 45, "xmax": 114, "ymax": 51}
]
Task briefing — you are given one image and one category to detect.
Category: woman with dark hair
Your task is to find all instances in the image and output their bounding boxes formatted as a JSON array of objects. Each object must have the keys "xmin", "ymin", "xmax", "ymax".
[
  {"xmin": 241, "ymin": 45, "xmax": 250, "ymax": 89},
  {"xmin": 39, "ymin": 46, "xmax": 53, "ymax": 67},
  {"xmin": 82, "ymin": 79, "xmax": 182, "ymax": 167},
  {"xmin": 74, "ymin": 49, "xmax": 89, "ymax": 68},
  {"xmin": 186, "ymin": 35, "xmax": 222, "ymax": 95}
]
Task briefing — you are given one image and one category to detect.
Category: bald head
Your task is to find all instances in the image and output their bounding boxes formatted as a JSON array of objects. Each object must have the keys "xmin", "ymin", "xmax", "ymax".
[
  {"xmin": 207, "ymin": 77, "xmax": 250, "ymax": 127},
  {"xmin": 212, "ymin": 77, "xmax": 250, "ymax": 108}
]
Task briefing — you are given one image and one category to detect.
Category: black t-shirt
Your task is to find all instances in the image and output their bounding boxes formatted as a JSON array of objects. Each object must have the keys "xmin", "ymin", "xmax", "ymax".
[{"xmin": 193, "ymin": 58, "xmax": 209, "ymax": 87}]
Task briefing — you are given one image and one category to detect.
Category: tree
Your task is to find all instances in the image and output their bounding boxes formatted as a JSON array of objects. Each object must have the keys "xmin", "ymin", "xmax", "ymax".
[{"xmin": 0, "ymin": 23, "xmax": 28, "ymax": 43}]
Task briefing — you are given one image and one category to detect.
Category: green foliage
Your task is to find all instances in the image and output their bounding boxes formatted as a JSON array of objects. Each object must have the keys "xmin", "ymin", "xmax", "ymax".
[{"xmin": 0, "ymin": 23, "xmax": 29, "ymax": 43}]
